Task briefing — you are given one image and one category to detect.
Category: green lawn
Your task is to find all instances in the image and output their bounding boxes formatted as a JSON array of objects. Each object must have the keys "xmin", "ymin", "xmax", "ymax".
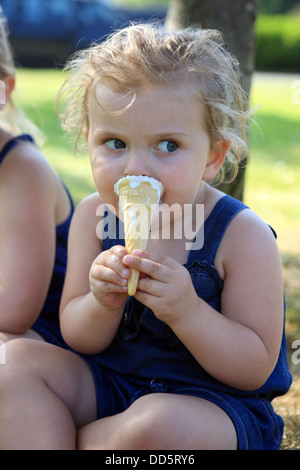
[
  {"xmin": 15, "ymin": 67, "xmax": 300, "ymax": 449},
  {"xmin": 245, "ymin": 72, "xmax": 300, "ymax": 256}
]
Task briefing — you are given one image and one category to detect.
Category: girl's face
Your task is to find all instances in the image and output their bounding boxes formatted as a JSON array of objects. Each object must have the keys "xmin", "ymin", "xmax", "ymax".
[{"xmin": 87, "ymin": 80, "xmax": 225, "ymax": 210}]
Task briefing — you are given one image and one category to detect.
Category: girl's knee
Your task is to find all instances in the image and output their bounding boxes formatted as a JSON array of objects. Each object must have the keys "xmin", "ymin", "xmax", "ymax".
[
  {"xmin": 122, "ymin": 394, "xmax": 182, "ymax": 450},
  {"xmin": 0, "ymin": 338, "xmax": 51, "ymax": 384},
  {"xmin": 121, "ymin": 393, "xmax": 237, "ymax": 450},
  {"xmin": 3, "ymin": 338, "xmax": 41, "ymax": 365},
  {"xmin": 0, "ymin": 339, "xmax": 36, "ymax": 400}
]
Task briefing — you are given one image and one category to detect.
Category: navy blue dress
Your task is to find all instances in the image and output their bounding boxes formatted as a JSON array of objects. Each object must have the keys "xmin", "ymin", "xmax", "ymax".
[
  {"xmin": 79, "ymin": 195, "xmax": 292, "ymax": 450},
  {"xmin": 0, "ymin": 134, "xmax": 74, "ymax": 346}
]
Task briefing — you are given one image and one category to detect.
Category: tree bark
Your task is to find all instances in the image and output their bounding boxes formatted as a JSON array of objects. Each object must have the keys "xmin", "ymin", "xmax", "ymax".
[{"xmin": 165, "ymin": 0, "xmax": 259, "ymax": 201}]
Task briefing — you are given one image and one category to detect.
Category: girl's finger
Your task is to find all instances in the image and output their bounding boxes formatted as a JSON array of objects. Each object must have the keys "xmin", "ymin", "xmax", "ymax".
[
  {"xmin": 91, "ymin": 264, "xmax": 128, "ymax": 288},
  {"xmin": 123, "ymin": 253, "xmax": 170, "ymax": 281},
  {"xmin": 131, "ymin": 249, "xmax": 179, "ymax": 269},
  {"xmin": 96, "ymin": 246, "xmax": 130, "ymax": 279},
  {"xmin": 137, "ymin": 276, "xmax": 165, "ymax": 297}
]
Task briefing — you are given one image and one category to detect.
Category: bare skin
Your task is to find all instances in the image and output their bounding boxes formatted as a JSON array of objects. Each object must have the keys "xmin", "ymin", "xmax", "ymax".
[
  {"xmin": 0, "ymin": 75, "xmax": 72, "ymax": 342},
  {"xmin": 0, "ymin": 129, "xmax": 72, "ymax": 341}
]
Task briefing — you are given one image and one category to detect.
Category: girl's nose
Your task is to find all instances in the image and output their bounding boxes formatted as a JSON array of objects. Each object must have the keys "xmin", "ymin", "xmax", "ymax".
[{"xmin": 123, "ymin": 151, "xmax": 151, "ymax": 177}]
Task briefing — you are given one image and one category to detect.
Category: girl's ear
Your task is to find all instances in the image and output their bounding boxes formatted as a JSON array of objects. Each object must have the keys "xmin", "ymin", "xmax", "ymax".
[
  {"xmin": 0, "ymin": 75, "xmax": 15, "ymax": 110},
  {"xmin": 4, "ymin": 75, "xmax": 15, "ymax": 101},
  {"xmin": 202, "ymin": 139, "xmax": 229, "ymax": 181},
  {"xmin": 83, "ymin": 116, "xmax": 90, "ymax": 140}
]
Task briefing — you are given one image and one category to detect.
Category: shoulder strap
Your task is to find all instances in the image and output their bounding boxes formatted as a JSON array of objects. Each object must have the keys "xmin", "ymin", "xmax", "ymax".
[
  {"xmin": 188, "ymin": 195, "xmax": 249, "ymax": 265},
  {"xmin": 0, "ymin": 134, "xmax": 34, "ymax": 165}
]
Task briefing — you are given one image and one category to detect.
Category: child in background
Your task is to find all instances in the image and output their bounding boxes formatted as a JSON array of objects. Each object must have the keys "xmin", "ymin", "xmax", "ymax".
[
  {"xmin": 0, "ymin": 23, "xmax": 292, "ymax": 450},
  {"xmin": 0, "ymin": 8, "xmax": 74, "ymax": 345}
]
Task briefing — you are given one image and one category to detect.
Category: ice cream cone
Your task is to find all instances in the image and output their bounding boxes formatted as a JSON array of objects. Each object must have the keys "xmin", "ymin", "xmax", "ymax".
[{"xmin": 114, "ymin": 176, "xmax": 164, "ymax": 295}]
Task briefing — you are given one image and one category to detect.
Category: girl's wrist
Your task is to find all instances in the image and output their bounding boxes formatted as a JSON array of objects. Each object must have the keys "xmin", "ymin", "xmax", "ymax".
[
  {"xmin": 167, "ymin": 293, "xmax": 201, "ymax": 334},
  {"xmin": 90, "ymin": 291, "xmax": 126, "ymax": 320}
]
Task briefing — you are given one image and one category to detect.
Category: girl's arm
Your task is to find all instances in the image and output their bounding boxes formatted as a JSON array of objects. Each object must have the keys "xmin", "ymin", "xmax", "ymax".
[
  {"xmin": 59, "ymin": 194, "xmax": 129, "ymax": 354},
  {"xmin": 124, "ymin": 210, "xmax": 284, "ymax": 391},
  {"xmin": 0, "ymin": 144, "xmax": 56, "ymax": 333}
]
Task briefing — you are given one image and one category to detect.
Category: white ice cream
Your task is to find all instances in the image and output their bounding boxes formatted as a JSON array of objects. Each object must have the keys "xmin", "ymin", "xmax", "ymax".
[{"xmin": 114, "ymin": 175, "xmax": 164, "ymax": 201}]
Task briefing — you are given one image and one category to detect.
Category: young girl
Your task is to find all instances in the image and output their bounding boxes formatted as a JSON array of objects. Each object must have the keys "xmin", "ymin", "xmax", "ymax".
[
  {"xmin": 0, "ymin": 24, "xmax": 292, "ymax": 450},
  {"xmin": 0, "ymin": 8, "xmax": 74, "ymax": 345}
]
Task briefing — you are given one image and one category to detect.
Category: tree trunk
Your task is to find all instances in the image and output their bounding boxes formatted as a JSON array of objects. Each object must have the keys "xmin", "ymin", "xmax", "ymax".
[{"xmin": 165, "ymin": 0, "xmax": 259, "ymax": 201}]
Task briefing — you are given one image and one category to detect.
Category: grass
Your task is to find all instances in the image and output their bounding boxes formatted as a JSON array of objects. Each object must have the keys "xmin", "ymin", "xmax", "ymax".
[
  {"xmin": 246, "ymin": 73, "xmax": 300, "ymax": 243},
  {"xmin": 15, "ymin": 68, "xmax": 300, "ymax": 449}
]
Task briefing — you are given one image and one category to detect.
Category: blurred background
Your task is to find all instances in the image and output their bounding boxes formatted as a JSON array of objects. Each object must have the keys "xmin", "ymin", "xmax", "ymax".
[
  {"xmin": 0, "ymin": 0, "xmax": 300, "ymax": 71},
  {"xmin": 1, "ymin": 0, "xmax": 299, "ymax": 448},
  {"xmin": 1, "ymin": 0, "xmax": 300, "ymax": 70},
  {"xmin": 1, "ymin": 0, "xmax": 167, "ymax": 67}
]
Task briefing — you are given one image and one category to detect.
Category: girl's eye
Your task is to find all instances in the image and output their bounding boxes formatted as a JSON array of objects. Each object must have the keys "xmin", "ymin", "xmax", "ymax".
[
  {"xmin": 105, "ymin": 139, "xmax": 126, "ymax": 150},
  {"xmin": 157, "ymin": 140, "xmax": 179, "ymax": 153}
]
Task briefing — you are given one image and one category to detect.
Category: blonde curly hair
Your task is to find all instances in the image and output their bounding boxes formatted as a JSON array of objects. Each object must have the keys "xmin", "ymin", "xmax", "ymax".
[{"xmin": 57, "ymin": 23, "xmax": 254, "ymax": 184}]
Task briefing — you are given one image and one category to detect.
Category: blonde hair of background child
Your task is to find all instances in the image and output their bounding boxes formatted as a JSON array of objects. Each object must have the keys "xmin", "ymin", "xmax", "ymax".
[
  {"xmin": 58, "ymin": 23, "xmax": 255, "ymax": 185},
  {"xmin": 0, "ymin": 7, "xmax": 43, "ymax": 143}
]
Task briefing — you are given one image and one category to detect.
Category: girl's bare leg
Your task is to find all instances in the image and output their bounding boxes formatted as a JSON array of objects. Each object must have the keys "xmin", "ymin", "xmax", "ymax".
[
  {"xmin": 78, "ymin": 392, "xmax": 237, "ymax": 450},
  {"xmin": 0, "ymin": 339, "xmax": 97, "ymax": 450},
  {"xmin": 0, "ymin": 328, "xmax": 45, "ymax": 343}
]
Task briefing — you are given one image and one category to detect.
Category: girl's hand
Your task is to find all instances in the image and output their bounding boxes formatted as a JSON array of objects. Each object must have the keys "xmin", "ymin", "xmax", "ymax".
[
  {"xmin": 89, "ymin": 245, "xmax": 130, "ymax": 311},
  {"xmin": 123, "ymin": 250, "xmax": 199, "ymax": 326}
]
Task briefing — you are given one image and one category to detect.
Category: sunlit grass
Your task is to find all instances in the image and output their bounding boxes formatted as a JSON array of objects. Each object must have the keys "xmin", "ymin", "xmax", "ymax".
[{"xmin": 245, "ymin": 72, "xmax": 300, "ymax": 255}]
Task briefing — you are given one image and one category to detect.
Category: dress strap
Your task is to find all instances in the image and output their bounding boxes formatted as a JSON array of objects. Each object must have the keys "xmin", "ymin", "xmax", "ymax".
[
  {"xmin": 187, "ymin": 195, "xmax": 249, "ymax": 266},
  {"xmin": 0, "ymin": 134, "xmax": 34, "ymax": 165}
]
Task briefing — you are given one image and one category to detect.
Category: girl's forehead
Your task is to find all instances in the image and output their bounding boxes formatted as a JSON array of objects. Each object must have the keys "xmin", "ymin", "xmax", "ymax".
[
  {"xmin": 90, "ymin": 79, "xmax": 200, "ymax": 113},
  {"xmin": 92, "ymin": 82, "xmax": 134, "ymax": 112},
  {"xmin": 88, "ymin": 80, "xmax": 208, "ymax": 135}
]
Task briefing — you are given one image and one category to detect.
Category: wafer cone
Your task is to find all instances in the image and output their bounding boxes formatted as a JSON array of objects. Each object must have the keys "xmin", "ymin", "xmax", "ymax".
[{"xmin": 114, "ymin": 176, "xmax": 164, "ymax": 295}]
